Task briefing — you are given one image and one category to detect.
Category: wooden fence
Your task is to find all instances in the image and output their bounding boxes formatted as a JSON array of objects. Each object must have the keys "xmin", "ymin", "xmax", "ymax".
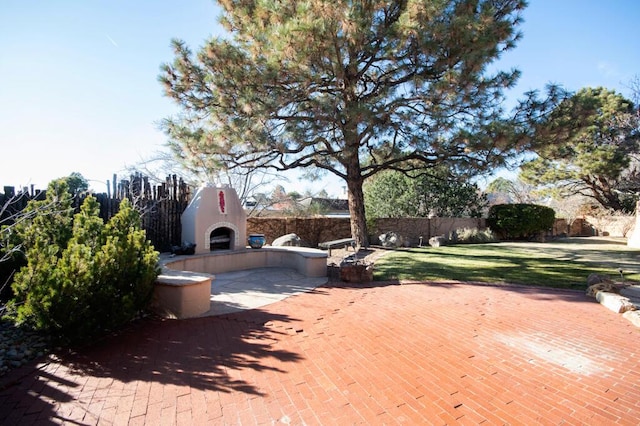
[{"xmin": 0, "ymin": 174, "xmax": 193, "ymax": 253}]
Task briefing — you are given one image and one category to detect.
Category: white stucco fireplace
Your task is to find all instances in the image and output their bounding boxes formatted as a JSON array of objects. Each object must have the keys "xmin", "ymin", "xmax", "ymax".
[
  {"xmin": 154, "ymin": 184, "xmax": 329, "ymax": 319},
  {"xmin": 181, "ymin": 185, "xmax": 247, "ymax": 254}
]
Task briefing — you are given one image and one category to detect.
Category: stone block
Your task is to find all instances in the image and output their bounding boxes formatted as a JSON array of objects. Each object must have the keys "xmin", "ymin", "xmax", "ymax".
[
  {"xmin": 379, "ymin": 232, "xmax": 404, "ymax": 248},
  {"xmin": 272, "ymin": 233, "xmax": 301, "ymax": 247},
  {"xmin": 595, "ymin": 291, "xmax": 636, "ymax": 314},
  {"xmin": 429, "ymin": 235, "xmax": 446, "ymax": 247},
  {"xmin": 627, "ymin": 297, "xmax": 640, "ymax": 310},
  {"xmin": 340, "ymin": 264, "xmax": 373, "ymax": 283},
  {"xmin": 622, "ymin": 310, "xmax": 640, "ymax": 328},
  {"xmin": 153, "ymin": 271, "xmax": 213, "ymax": 319}
]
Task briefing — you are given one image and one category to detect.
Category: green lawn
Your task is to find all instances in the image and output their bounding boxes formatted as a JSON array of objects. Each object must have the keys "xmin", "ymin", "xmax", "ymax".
[{"xmin": 373, "ymin": 238, "xmax": 640, "ymax": 290}]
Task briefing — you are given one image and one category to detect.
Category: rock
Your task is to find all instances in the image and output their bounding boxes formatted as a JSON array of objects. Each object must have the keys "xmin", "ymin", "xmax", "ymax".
[
  {"xmin": 379, "ymin": 232, "xmax": 404, "ymax": 248},
  {"xmin": 595, "ymin": 291, "xmax": 636, "ymax": 313},
  {"xmin": 586, "ymin": 282, "xmax": 616, "ymax": 297},
  {"xmin": 626, "ymin": 297, "xmax": 640, "ymax": 311},
  {"xmin": 6, "ymin": 349, "xmax": 20, "ymax": 360},
  {"xmin": 586, "ymin": 273, "xmax": 612, "ymax": 287},
  {"xmin": 586, "ymin": 274, "xmax": 616, "ymax": 297},
  {"xmin": 171, "ymin": 242, "xmax": 196, "ymax": 255},
  {"xmin": 0, "ymin": 318, "xmax": 50, "ymax": 377},
  {"xmin": 339, "ymin": 263, "xmax": 374, "ymax": 283},
  {"xmin": 272, "ymin": 233, "xmax": 301, "ymax": 247},
  {"xmin": 429, "ymin": 235, "xmax": 447, "ymax": 248}
]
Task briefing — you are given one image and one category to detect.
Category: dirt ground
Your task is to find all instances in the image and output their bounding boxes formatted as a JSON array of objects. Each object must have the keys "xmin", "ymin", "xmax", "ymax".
[{"xmin": 323, "ymin": 246, "xmax": 389, "ymax": 266}]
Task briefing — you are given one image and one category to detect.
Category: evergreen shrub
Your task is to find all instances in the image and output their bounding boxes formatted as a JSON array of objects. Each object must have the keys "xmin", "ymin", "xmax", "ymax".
[
  {"xmin": 6, "ymin": 180, "xmax": 159, "ymax": 344},
  {"xmin": 487, "ymin": 203, "xmax": 555, "ymax": 240}
]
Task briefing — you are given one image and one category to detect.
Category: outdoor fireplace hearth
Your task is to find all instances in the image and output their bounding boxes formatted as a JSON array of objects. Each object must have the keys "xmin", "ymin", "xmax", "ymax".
[
  {"xmin": 181, "ymin": 185, "xmax": 247, "ymax": 255},
  {"xmin": 155, "ymin": 184, "xmax": 328, "ymax": 319},
  {"xmin": 209, "ymin": 227, "xmax": 232, "ymax": 250}
]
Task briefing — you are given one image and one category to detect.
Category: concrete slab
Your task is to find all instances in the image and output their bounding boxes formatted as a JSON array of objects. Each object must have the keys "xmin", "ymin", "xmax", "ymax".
[
  {"xmin": 623, "ymin": 310, "xmax": 640, "ymax": 327},
  {"xmin": 201, "ymin": 267, "xmax": 328, "ymax": 316}
]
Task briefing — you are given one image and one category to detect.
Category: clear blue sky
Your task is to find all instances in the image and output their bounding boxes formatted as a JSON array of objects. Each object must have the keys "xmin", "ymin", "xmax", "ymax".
[{"xmin": 1, "ymin": 1, "xmax": 638, "ymax": 195}]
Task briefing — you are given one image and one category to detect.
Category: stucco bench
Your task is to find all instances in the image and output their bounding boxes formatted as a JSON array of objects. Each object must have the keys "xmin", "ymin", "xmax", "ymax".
[
  {"xmin": 152, "ymin": 247, "xmax": 327, "ymax": 319},
  {"xmin": 152, "ymin": 269, "xmax": 213, "ymax": 319}
]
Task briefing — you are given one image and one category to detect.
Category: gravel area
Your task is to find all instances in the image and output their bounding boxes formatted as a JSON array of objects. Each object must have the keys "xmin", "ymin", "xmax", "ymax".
[
  {"xmin": 0, "ymin": 317, "xmax": 49, "ymax": 377},
  {"xmin": 325, "ymin": 245, "xmax": 389, "ymax": 265},
  {"xmin": 324, "ymin": 246, "xmax": 390, "ymax": 282}
]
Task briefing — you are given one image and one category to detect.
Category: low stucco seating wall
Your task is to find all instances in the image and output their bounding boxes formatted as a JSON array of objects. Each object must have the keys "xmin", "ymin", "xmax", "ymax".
[
  {"xmin": 164, "ymin": 246, "xmax": 328, "ymax": 277},
  {"xmin": 152, "ymin": 247, "xmax": 328, "ymax": 319},
  {"xmin": 152, "ymin": 269, "xmax": 213, "ymax": 320}
]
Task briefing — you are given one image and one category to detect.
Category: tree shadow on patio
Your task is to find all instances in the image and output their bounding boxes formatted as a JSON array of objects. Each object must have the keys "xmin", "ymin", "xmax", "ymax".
[
  {"xmin": 65, "ymin": 310, "xmax": 304, "ymax": 395},
  {"xmin": 0, "ymin": 308, "xmax": 305, "ymax": 422}
]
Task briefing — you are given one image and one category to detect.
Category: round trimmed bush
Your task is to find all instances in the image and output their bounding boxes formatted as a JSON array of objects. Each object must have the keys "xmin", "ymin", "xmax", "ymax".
[{"xmin": 487, "ymin": 203, "xmax": 555, "ymax": 240}]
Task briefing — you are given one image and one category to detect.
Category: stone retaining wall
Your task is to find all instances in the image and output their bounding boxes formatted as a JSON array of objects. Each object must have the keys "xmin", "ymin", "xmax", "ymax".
[
  {"xmin": 247, "ymin": 217, "xmax": 351, "ymax": 247},
  {"xmin": 247, "ymin": 217, "xmax": 488, "ymax": 247},
  {"xmin": 247, "ymin": 216, "xmax": 630, "ymax": 248},
  {"xmin": 372, "ymin": 217, "xmax": 486, "ymax": 246},
  {"xmin": 153, "ymin": 247, "xmax": 328, "ymax": 319}
]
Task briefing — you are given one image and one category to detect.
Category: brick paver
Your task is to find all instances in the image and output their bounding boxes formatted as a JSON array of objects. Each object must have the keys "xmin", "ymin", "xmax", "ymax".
[{"xmin": 1, "ymin": 281, "xmax": 639, "ymax": 425}]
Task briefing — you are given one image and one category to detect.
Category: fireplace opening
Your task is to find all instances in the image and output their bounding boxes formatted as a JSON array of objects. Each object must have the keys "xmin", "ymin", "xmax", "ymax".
[{"xmin": 210, "ymin": 227, "xmax": 233, "ymax": 251}]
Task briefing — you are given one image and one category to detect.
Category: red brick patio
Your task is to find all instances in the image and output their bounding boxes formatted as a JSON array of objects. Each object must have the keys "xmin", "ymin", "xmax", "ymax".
[{"xmin": 1, "ymin": 281, "xmax": 639, "ymax": 425}]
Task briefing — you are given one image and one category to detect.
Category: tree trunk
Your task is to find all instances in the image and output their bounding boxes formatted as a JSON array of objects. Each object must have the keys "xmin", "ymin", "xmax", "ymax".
[
  {"xmin": 342, "ymin": 73, "xmax": 369, "ymax": 247},
  {"xmin": 346, "ymin": 172, "xmax": 369, "ymax": 248},
  {"xmin": 587, "ymin": 178, "xmax": 625, "ymax": 212}
]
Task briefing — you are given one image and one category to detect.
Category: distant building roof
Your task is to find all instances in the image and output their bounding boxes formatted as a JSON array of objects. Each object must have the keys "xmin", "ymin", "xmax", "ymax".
[{"xmin": 299, "ymin": 197, "xmax": 349, "ymax": 213}]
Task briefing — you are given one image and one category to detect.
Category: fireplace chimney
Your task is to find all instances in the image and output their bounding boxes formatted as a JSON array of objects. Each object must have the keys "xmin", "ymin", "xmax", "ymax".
[{"xmin": 181, "ymin": 185, "xmax": 247, "ymax": 255}]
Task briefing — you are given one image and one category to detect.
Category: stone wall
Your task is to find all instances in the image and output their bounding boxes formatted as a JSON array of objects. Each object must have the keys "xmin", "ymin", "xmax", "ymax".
[
  {"xmin": 583, "ymin": 215, "xmax": 636, "ymax": 238},
  {"xmin": 247, "ymin": 216, "xmax": 633, "ymax": 248},
  {"xmin": 558, "ymin": 217, "xmax": 635, "ymax": 238},
  {"xmin": 371, "ymin": 217, "xmax": 486, "ymax": 246},
  {"xmin": 247, "ymin": 216, "xmax": 487, "ymax": 247},
  {"xmin": 247, "ymin": 217, "xmax": 351, "ymax": 247}
]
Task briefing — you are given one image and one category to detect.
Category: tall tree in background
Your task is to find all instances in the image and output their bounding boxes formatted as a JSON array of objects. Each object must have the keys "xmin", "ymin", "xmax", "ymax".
[
  {"xmin": 160, "ymin": 0, "xmax": 530, "ymax": 246},
  {"xmin": 364, "ymin": 167, "xmax": 486, "ymax": 218},
  {"xmin": 485, "ymin": 176, "xmax": 537, "ymax": 204},
  {"xmin": 618, "ymin": 75, "xmax": 640, "ymax": 196},
  {"xmin": 521, "ymin": 87, "xmax": 640, "ymax": 212}
]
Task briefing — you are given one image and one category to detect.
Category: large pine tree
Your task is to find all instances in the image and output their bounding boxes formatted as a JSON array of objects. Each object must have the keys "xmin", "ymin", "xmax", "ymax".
[
  {"xmin": 520, "ymin": 87, "xmax": 640, "ymax": 212},
  {"xmin": 160, "ymin": 0, "xmax": 529, "ymax": 246}
]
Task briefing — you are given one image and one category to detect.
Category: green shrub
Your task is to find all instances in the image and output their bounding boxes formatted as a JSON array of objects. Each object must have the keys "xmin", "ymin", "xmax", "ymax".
[
  {"xmin": 487, "ymin": 203, "xmax": 555, "ymax": 240},
  {"xmin": 454, "ymin": 227, "xmax": 498, "ymax": 244},
  {"xmin": 6, "ymin": 185, "xmax": 159, "ymax": 344}
]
